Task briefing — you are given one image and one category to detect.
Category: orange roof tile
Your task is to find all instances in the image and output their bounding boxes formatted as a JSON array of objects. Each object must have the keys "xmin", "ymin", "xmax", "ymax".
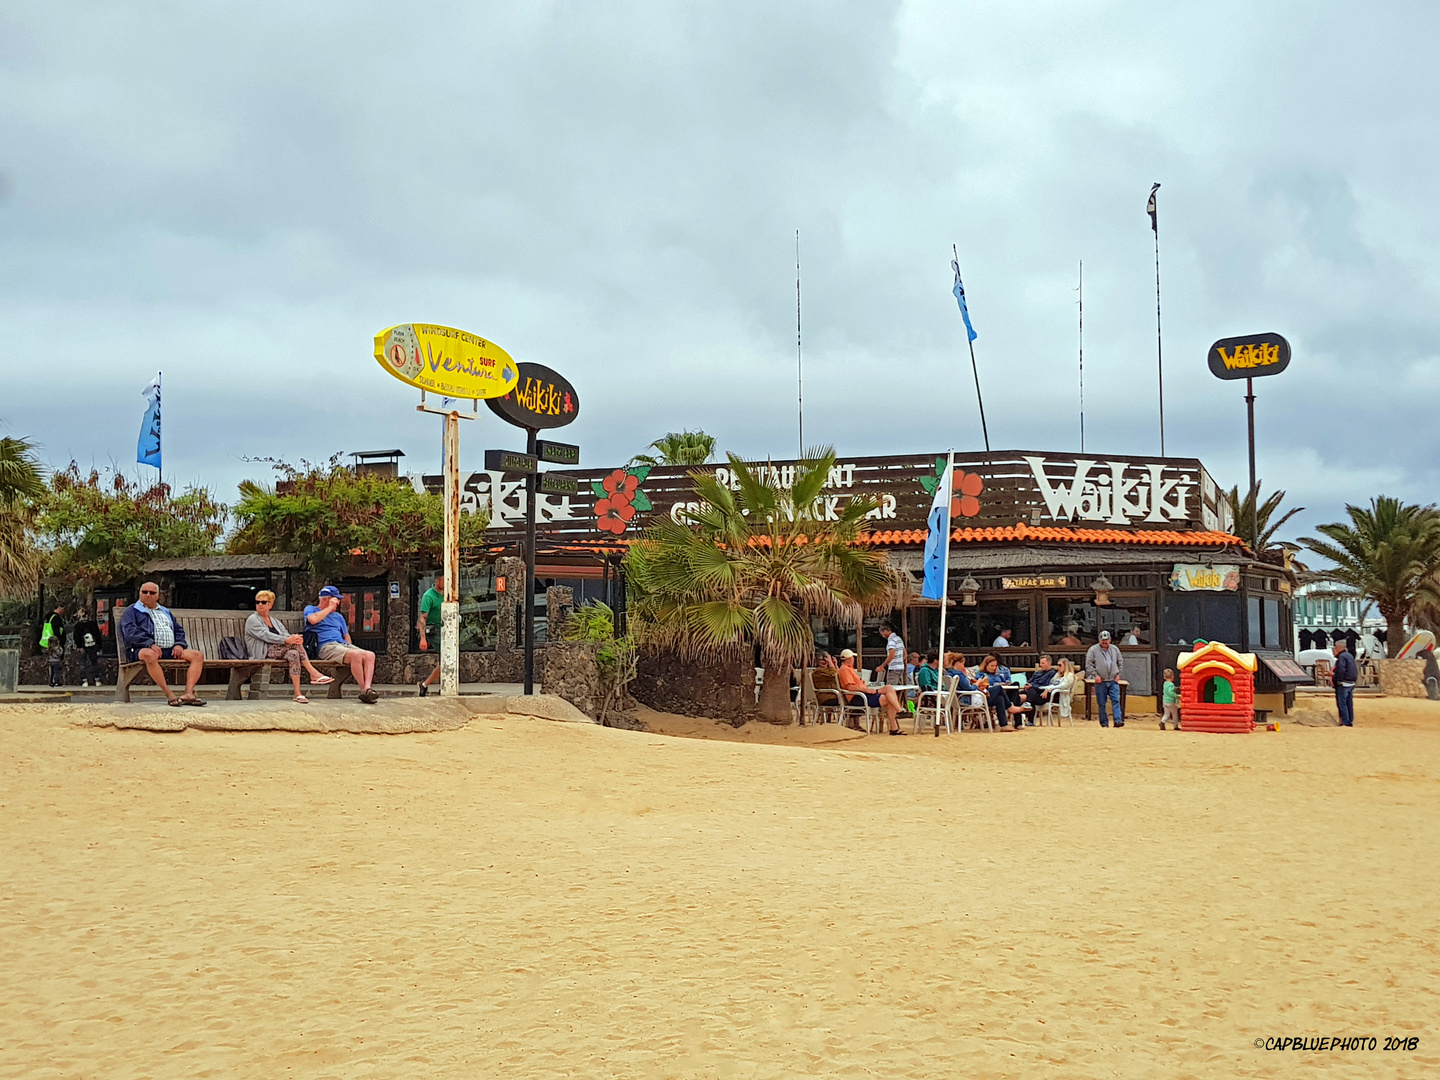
[{"xmin": 856, "ymin": 522, "xmax": 1244, "ymax": 548}]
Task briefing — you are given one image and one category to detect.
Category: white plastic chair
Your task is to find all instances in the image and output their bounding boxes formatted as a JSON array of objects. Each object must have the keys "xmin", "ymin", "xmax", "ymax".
[
  {"xmin": 956, "ymin": 686, "xmax": 993, "ymax": 732},
  {"xmin": 915, "ymin": 674, "xmax": 959, "ymax": 734}
]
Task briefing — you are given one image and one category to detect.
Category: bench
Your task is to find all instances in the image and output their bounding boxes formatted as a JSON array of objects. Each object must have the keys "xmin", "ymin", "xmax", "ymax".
[{"xmin": 114, "ymin": 607, "xmax": 352, "ymax": 702}]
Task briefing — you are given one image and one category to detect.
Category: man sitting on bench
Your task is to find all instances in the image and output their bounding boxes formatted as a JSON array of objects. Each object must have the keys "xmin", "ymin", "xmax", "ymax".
[{"xmin": 118, "ymin": 582, "xmax": 207, "ymax": 706}]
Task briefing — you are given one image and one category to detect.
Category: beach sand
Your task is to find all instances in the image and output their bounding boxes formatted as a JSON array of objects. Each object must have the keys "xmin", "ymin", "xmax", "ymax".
[{"xmin": 2, "ymin": 697, "xmax": 1437, "ymax": 1078}]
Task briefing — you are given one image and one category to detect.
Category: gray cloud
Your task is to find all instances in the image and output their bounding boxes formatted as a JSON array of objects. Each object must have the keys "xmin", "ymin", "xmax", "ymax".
[{"xmin": 2, "ymin": 0, "xmax": 1437, "ymax": 546}]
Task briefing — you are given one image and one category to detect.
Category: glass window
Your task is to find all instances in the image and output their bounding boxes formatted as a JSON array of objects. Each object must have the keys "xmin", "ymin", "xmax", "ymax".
[
  {"xmin": 1099, "ymin": 599, "xmax": 1151, "ymax": 646},
  {"xmin": 334, "ymin": 581, "xmax": 385, "ymax": 647},
  {"xmin": 977, "ymin": 598, "xmax": 1031, "ymax": 649},
  {"xmin": 1048, "ymin": 597, "xmax": 1096, "ymax": 647},
  {"xmin": 1263, "ymin": 598, "xmax": 1282, "ymax": 649},
  {"xmin": 1164, "ymin": 593, "xmax": 1241, "ymax": 647},
  {"xmin": 1247, "ymin": 596, "xmax": 1261, "ymax": 649}
]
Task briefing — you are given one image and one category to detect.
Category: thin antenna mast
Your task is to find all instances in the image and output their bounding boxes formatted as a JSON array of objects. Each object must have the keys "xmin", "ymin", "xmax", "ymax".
[
  {"xmin": 1078, "ymin": 261, "xmax": 1085, "ymax": 453},
  {"xmin": 796, "ymin": 230, "xmax": 803, "ymax": 459}
]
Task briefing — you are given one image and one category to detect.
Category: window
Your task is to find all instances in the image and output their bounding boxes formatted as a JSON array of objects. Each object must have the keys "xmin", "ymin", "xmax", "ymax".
[
  {"xmin": 942, "ymin": 598, "xmax": 1031, "ymax": 650},
  {"xmin": 1047, "ymin": 597, "xmax": 1151, "ymax": 647},
  {"xmin": 334, "ymin": 580, "xmax": 386, "ymax": 647},
  {"xmin": 1248, "ymin": 596, "xmax": 1261, "ymax": 648},
  {"xmin": 1163, "ymin": 592, "xmax": 1241, "ymax": 647},
  {"xmin": 1263, "ymin": 598, "xmax": 1282, "ymax": 649},
  {"xmin": 413, "ymin": 567, "xmax": 499, "ymax": 652}
]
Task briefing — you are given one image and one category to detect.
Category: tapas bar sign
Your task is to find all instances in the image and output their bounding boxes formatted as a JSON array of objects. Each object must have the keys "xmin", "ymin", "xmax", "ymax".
[{"xmin": 1002, "ymin": 576, "xmax": 1067, "ymax": 589}]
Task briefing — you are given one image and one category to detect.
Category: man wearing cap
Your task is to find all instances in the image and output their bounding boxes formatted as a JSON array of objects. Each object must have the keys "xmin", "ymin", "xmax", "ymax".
[
  {"xmin": 1330, "ymin": 639, "xmax": 1358, "ymax": 726},
  {"xmin": 837, "ymin": 648, "xmax": 906, "ymax": 735},
  {"xmin": 1085, "ymin": 630, "xmax": 1124, "ymax": 727},
  {"xmin": 305, "ymin": 586, "xmax": 378, "ymax": 703}
]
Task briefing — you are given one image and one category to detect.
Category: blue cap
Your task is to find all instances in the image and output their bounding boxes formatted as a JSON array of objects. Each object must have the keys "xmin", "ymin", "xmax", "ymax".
[{"xmin": 319, "ymin": 585, "xmax": 341, "ymax": 599}]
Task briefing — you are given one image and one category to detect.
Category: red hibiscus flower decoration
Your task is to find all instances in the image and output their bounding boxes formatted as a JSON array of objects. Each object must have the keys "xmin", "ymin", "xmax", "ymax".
[
  {"xmin": 594, "ymin": 467, "xmax": 651, "ymax": 534},
  {"xmin": 950, "ymin": 471, "xmax": 984, "ymax": 518}
]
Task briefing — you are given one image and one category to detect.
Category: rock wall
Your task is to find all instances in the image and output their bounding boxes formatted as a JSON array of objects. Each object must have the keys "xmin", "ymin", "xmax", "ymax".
[
  {"xmin": 1376, "ymin": 658, "xmax": 1428, "ymax": 698},
  {"xmin": 631, "ymin": 647, "xmax": 757, "ymax": 724},
  {"xmin": 544, "ymin": 641, "xmax": 603, "ymax": 720}
]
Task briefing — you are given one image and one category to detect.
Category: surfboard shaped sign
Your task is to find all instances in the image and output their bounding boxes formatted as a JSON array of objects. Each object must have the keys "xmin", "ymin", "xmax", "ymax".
[
  {"xmin": 486, "ymin": 362, "xmax": 579, "ymax": 430},
  {"xmin": 374, "ymin": 323, "xmax": 519, "ymax": 399},
  {"xmin": 1207, "ymin": 333, "xmax": 1291, "ymax": 381}
]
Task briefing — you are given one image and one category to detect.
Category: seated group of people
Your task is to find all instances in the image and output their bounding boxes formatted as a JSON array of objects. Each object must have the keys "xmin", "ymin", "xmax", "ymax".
[
  {"xmin": 919, "ymin": 651, "xmax": 1078, "ymax": 729},
  {"xmin": 117, "ymin": 582, "xmax": 380, "ymax": 705}
]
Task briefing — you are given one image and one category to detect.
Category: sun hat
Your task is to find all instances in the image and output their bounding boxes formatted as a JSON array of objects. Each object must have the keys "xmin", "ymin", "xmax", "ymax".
[
  {"xmin": 319, "ymin": 585, "xmax": 341, "ymax": 599},
  {"xmin": 839, "ymin": 648, "xmax": 856, "ymax": 659}
]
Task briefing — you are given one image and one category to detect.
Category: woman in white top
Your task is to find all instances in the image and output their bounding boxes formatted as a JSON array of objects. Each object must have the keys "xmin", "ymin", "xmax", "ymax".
[
  {"xmin": 1046, "ymin": 658, "xmax": 1078, "ymax": 719},
  {"xmin": 244, "ymin": 590, "xmax": 332, "ymax": 703}
]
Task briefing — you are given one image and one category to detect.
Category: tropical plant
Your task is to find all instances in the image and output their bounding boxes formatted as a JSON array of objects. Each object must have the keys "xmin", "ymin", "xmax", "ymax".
[
  {"xmin": 1222, "ymin": 482, "xmax": 1304, "ymax": 555},
  {"xmin": 559, "ymin": 601, "xmax": 637, "ymax": 725},
  {"xmin": 229, "ymin": 457, "xmax": 488, "ymax": 578},
  {"xmin": 36, "ymin": 465, "xmax": 228, "ymax": 595},
  {"xmin": 1299, "ymin": 496, "xmax": 1440, "ymax": 649},
  {"xmin": 624, "ymin": 448, "xmax": 897, "ymax": 724},
  {"xmin": 629, "ymin": 429, "xmax": 718, "ymax": 467},
  {"xmin": 0, "ymin": 434, "xmax": 46, "ymax": 598}
]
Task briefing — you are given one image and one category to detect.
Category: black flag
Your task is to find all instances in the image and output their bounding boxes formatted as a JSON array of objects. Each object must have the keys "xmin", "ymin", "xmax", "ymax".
[{"xmin": 1147, "ymin": 182, "xmax": 1160, "ymax": 232}]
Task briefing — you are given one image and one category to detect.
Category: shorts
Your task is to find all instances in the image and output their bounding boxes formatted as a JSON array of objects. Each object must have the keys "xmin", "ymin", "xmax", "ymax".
[
  {"xmin": 424, "ymin": 624, "xmax": 445, "ymax": 653},
  {"xmin": 864, "ymin": 692, "xmax": 882, "ymax": 708},
  {"xmin": 319, "ymin": 641, "xmax": 358, "ymax": 663},
  {"xmin": 884, "ymin": 669, "xmax": 906, "ymax": 686}
]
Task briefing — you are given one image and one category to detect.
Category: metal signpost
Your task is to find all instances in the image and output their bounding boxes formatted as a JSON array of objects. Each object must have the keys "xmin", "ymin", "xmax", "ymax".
[
  {"xmin": 485, "ymin": 363, "xmax": 581, "ymax": 695},
  {"xmin": 1207, "ymin": 332, "xmax": 1292, "ymax": 541},
  {"xmin": 373, "ymin": 323, "xmax": 519, "ymax": 696}
]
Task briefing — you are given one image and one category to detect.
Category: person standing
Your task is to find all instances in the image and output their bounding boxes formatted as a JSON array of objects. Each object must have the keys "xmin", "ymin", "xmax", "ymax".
[
  {"xmin": 416, "ymin": 574, "xmax": 445, "ymax": 697},
  {"xmin": 306, "ymin": 585, "xmax": 378, "ymax": 703},
  {"xmin": 1330, "ymin": 639, "xmax": 1358, "ymax": 726},
  {"xmin": 72, "ymin": 606, "xmax": 103, "ymax": 686},
  {"xmin": 878, "ymin": 622, "xmax": 906, "ymax": 687},
  {"xmin": 41, "ymin": 603, "xmax": 67, "ymax": 686},
  {"xmin": 1159, "ymin": 667, "xmax": 1181, "ymax": 730},
  {"xmin": 1085, "ymin": 630, "xmax": 1125, "ymax": 727}
]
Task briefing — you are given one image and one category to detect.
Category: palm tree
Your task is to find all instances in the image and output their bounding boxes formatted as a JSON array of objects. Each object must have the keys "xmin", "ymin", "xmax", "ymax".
[
  {"xmin": 630, "ymin": 430, "xmax": 718, "ymax": 467},
  {"xmin": 0, "ymin": 434, "xmax": 45, "ymax": 598},
  {"xmin": 1300, "ymin": 497, "xmax": 1440, "ymax": 649},
  {"xmin": 625, "ymin": 448, "xmax": 896, "ymax": 724},
  {"xmin": 1222, "ymin": 482, "xmax": 1303, "ymax": 554}
]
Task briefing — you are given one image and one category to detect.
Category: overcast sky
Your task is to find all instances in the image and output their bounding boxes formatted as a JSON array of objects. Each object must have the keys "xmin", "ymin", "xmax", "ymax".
[{"xmin": 3, "ymin": 1, "xmax": 1437, "ymax": 543}]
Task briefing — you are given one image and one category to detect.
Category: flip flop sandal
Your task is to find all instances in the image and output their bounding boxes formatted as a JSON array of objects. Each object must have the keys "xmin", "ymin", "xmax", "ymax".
[
  {"xmin": 311, "ymin": 675, "xmax": 334, "ymax": 685},
  {"xmin": 166, "ymin": 698, "xmax": 183, "ymax": 707},
  {"xmin": 294, "ymin": 694, "xmax": 309, "ymax": 704},
  {"xmin": 179, "ymin": 697, "xmax": 207, "ymax": 706}
]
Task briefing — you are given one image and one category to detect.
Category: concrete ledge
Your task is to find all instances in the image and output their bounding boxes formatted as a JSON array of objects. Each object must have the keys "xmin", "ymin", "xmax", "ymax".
[
  {"xmin": 72, "ymin": 698, "xmax": 476, "ymax": 734},
  {"xmin": 463, "ymin": 694, "xmax": 596, "ymax": 724}
]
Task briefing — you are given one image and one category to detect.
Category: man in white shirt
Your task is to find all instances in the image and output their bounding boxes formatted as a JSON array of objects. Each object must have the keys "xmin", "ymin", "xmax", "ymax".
[
  {"xmin": 879, "ymin": 622, "xmax": 906, "ymax": 686},
  {"xmin": 993, "ymin": 629, "xmax": 1012, "ymax": 648}
]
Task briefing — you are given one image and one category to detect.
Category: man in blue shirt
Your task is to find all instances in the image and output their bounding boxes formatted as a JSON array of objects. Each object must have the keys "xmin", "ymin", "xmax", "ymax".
[
  {"xmin": 305, "ymin": 585, "xmax": 378, "ymax": 703},
  {"xmin": 1330, "ymin": 640, "xmax": 1358, "ymax": 726}
]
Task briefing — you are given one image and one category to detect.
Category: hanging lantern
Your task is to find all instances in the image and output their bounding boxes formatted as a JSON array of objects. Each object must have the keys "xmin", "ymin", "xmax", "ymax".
[
  {"xmin": 1091, "ymin": 575, "xmax": 1114, "ymax": 607},
  {"xmin": 959, "ymin": 575, "xmax": 981, "ymax": 606}
]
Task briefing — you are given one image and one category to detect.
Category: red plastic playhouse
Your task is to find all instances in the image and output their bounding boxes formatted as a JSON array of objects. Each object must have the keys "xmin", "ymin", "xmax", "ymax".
[{"xmin": 1177, "ymin": 641, "xmax": 1257, "ymax": 733}]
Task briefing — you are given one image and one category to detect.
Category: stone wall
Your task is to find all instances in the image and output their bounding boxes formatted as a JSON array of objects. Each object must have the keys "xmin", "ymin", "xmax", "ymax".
[
  {"xmin": 544, "ymin": 641, "xmax": 603, "ymax": 719},
  {"xmin": 630, "ymin": 647, "xmax": 758, "ymax": 723},
  {"xmin": 1377, "ymin": 658, "xmax": 1428, "ymax": 698}
]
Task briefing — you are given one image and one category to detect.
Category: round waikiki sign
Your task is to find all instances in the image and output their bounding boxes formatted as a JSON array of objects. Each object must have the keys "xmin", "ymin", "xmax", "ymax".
[
  {"xmin": 485, "ymin": 362, "xmax": 580, "ymax": 430},
  {"xmin": 373, "ymin": 323, "xmax": 519, "ymax": 399}
]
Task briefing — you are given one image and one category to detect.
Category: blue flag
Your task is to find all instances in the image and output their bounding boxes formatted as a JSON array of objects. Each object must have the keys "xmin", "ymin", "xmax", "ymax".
[
  {"xmin": 951, "ymin": 260, "xmax": 978, "ymax": 343},
  {"xmin": 137, "ymin": 373, "xmax": 161, "ymax": 470},
  {"xmin": 921, "ymin": 461, "xmax": 953, "ymax": 600}
]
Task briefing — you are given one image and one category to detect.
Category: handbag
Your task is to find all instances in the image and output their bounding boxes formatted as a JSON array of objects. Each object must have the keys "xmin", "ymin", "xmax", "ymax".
[{"xmin": 218, "ymin": 636, "xmax": 248, "ymax": 660}]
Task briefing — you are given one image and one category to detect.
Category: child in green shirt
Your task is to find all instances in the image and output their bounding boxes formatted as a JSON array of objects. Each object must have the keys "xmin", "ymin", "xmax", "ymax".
[{"xmin": 1160, "ymin": 668, "xmax": 1181, "ymax": 730}]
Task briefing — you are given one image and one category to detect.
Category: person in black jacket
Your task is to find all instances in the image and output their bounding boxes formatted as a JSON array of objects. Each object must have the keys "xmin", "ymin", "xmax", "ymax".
[
  {"xmin": 72, "ymin": 606, "xmax": 104, "ymax": 686},
  {"xmin": 1330, "ymin": 640, "xmax": 1358, "ymax": 727}
]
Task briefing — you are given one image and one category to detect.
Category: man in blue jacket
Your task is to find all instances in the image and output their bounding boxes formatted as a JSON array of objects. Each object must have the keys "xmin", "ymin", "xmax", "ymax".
[
  {"xmin": 118, "ymin": 582, "xmax": 207, "ymax": 706},
  {"xmin": 1330, "ymin": 639, "xmax": 1358, "ymax": 727}
]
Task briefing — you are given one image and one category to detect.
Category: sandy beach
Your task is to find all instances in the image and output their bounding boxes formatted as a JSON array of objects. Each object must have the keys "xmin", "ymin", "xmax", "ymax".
[{"xmin": 3, "ymin": 697, "xmax": 1438, "ymax": 1078}]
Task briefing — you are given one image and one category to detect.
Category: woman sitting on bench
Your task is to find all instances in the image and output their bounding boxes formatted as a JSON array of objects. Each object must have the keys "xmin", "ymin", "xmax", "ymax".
[{"xmin": 245, "ymin": 591, "xmax": 333, "ymax": 703}]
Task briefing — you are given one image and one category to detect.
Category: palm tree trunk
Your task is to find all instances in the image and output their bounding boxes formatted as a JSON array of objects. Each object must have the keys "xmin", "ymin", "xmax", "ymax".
[
  {"xmin": 1386, "ymin": 616, "xmax": 1408, "ymax": 655},
  {"xmin": 757, "ymin": 661, "xmax": 794, "ymax": 724}
]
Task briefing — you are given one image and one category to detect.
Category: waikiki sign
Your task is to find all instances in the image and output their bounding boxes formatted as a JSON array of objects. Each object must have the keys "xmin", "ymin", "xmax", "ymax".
[{"xmin": 1021, "ymin": 456, "xmax": 1194, "ymax": 524}]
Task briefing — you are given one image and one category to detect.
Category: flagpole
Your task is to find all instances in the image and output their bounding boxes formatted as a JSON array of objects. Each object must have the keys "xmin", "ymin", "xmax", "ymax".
[
  {"xmin": 1150, "ymin": 183, "xmax": 1165, "ymax": 457},
  {"xmin": 952, "ymin": 246, "xmax": 989, "ymax": 452},
  {"xmin": 796, "ymin": 229, "xmax": 803, "ymax": 459},
  {"xmin": 935, "ymin": 451, "xmax": 953, "ymax": 733},
  {"xmin": 1077, "ymin": 261, "xmax": 1085, "ymax": 454}
]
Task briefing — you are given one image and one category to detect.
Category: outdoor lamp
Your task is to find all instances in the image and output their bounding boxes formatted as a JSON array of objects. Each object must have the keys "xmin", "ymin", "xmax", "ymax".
[
  {"xmin": 959, "ymin": 576, "xmax": 981, "ymax": 606},
  {"xmin": 1090, "ymin": 575, "xmax": 1113, "ymax": 607}
]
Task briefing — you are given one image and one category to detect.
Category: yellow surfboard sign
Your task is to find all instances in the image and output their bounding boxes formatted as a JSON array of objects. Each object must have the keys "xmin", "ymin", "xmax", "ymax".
[{"xmin": 373, "ymin": 323, "xmax": 520, "ymax": 399}]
